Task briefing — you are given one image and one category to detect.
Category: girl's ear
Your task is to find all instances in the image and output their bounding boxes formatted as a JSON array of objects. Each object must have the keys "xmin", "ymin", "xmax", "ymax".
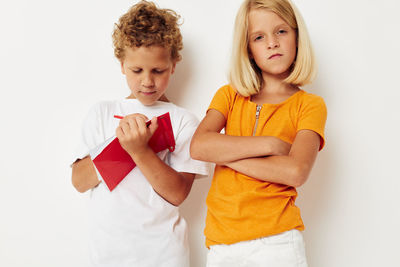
[{"xmin": 248, "ymin": 49, "xmax": 254, "ymax": 59}]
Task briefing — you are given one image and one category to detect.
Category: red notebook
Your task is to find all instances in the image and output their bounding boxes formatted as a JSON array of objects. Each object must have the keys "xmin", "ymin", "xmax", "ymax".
[{"xmin": 92, "ymin": 112, "xmax": 175, "ymax": 191}]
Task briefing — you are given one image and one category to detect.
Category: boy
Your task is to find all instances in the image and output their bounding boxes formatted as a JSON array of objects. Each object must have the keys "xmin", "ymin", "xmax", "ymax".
[{"xmin": 71, "ymin": 1, "xmax": 208, "ymax": 266}]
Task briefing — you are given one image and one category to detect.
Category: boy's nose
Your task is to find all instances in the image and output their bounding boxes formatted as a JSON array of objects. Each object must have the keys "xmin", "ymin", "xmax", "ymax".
[{"xmin": 141, "ymin": 75, "xmax": 155, "ymax": 88}]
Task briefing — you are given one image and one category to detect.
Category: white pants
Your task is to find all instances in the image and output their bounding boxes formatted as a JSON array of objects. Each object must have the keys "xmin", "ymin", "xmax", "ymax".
[{"xmin": 206, "ymin": 230, "xmax": 308, "ymax": 267}]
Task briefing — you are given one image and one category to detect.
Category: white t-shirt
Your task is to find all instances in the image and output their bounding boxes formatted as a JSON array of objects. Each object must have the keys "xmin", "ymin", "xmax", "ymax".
[{"xmin": 73, "ymin": 99, "xmax": 209, "ymax": 267}]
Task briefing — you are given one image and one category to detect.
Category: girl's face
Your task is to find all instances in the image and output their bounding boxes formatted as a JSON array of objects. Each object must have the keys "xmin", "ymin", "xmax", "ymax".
[
  {"xmin": 121, "ymin": 46, "xmax": 176, "ymax": 106},
  {"xmin": 247, "ymin": 9, "xmax": 297, "ymax": 79}
]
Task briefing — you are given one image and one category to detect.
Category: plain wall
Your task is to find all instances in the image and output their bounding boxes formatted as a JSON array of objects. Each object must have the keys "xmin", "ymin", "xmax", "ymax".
[{"xmin": 1, "ymin": 0, "xmax": 399, "ymax": 266}]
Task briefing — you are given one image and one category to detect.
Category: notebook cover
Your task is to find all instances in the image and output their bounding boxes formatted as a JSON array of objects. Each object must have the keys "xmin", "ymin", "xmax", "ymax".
[{"xmin": 92, "ymin": 112, "xmax": 175, "ymax": 191}]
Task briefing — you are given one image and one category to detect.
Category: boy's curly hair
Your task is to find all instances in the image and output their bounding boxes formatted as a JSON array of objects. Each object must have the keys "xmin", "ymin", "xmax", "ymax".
[{"xmin": 112, "ymin": 1, "xmax": 183, "ymax": 62}]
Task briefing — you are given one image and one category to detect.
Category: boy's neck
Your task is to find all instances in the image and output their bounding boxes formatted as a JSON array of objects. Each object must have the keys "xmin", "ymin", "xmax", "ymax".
[
  {"xmin": 126, "ymin": 94, "xmax": 170, "ymax": 103},
  {"xmin": 159, "ymin": 94, "xmax": 170, "ymax": 102}
]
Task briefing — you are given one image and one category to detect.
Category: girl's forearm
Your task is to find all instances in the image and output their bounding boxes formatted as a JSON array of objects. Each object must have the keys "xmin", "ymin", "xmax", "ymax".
[
  {"xmin": 225, "ymin": 130, "xmax": 321, "ymax": 187},
  {"xmin": 190, "ymin": 132, "xmax": 289, "ymax": 164},
  {"xmin": 225, "ymin": 156, "xmax": 307, "ymax": 187}
]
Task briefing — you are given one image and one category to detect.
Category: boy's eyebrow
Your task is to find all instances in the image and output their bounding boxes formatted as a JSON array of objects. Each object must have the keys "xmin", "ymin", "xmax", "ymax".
[{"xmin": 128, "ymin": 66, "xmax": 169, "ymax": 70}]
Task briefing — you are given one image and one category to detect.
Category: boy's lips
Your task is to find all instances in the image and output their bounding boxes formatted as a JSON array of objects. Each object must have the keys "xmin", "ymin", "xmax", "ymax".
[
  {"xmin": 140, "ymin": 91, "xmax": 156, "ymax": 96},
  {"xmin": 268, "ymin": 53, "xmax": 283, "ymax": 59}
]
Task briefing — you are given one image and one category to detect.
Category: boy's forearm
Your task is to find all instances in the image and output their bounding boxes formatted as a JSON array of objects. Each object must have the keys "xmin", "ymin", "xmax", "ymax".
[
  {"xmin": 191, "ymin": 133, "xmax": 288, "ymax": 164},
  {"xmin": 130, "ymin": 148, "xmax": 194, "ymax": 206},
  {"xmin": 71, "ymin": 157, "xmax": 101, "ymax": 193}
]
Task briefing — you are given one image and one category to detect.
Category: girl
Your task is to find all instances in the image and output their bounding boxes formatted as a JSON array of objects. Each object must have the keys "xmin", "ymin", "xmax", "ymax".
[{"xmin": 190, "ymin": 0, "xmax": 327, "ymax": 266}]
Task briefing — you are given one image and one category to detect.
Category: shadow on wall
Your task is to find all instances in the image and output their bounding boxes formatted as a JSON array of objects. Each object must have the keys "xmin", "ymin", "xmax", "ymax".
[
  {"xmin": 298, "ymin": 147, "xmax": 336, "ymax": 222},
  {"xmin": 297, "ymin": 77, "xmax": 337, "ymax": 264},
  {"xmin": 180, "ymin": 174, "xmax": 213, "ymax": 266},
  {"xmin": 166, "ymin": 45, "xmax": 194, "ymax": 105},
  {"xmin": 298, "ymin": 77, "xmax": 337, "ymax": 221},
  {"xmin": 297, "ymin": 145, "xmax": 336, "ymax": 264},
  {"xmin": 166, "ymin": 42, "xmax": 214, "ymax": 265}
]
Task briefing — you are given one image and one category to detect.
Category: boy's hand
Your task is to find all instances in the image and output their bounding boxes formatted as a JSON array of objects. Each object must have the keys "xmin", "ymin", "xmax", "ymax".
[{"xmin": 116, "ymin": 113, "xmax": 158, "ymax": 156}]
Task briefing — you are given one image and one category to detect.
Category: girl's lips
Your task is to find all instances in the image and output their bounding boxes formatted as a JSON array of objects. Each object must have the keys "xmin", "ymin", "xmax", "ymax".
[{"xmin": 269, "ymin": 54, "xmax": 283, "ymax": 59}]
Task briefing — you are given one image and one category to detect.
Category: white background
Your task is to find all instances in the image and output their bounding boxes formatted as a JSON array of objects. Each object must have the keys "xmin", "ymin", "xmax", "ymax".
[{"xmin": 1, "ymin": 0, "xmax": 399, "ymax": 266}]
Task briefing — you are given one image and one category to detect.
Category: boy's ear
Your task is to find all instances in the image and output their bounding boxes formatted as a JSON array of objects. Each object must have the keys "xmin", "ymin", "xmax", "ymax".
[
  {"xmin": 170, "ymin": 62, "xmax": 177, "ymax": 74},
  {"xmin": 120, "ymin": 61, "xmax": 126, "ymax": 75}
]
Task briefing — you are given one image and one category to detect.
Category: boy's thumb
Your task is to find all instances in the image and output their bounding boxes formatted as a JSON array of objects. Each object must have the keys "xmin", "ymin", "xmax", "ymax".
[{"xmin": 148, "ymin": 117, "xmax": 158, "ymax": 136}]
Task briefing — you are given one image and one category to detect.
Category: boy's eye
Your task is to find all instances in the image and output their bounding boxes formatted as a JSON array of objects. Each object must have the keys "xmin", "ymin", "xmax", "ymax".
[
  {"xmin": 153, "ymin": 69, "xmax": 165, "ymax": 74},
  {"xmin": 132, "ymin": 69, "xmax": 142, "ymax": 73}
]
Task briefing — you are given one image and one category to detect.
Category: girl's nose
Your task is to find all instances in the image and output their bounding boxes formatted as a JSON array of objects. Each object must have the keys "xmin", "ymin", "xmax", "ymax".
[{"xmin": 268, "ymin": 36, "xmax": 279, "ymax": 49}]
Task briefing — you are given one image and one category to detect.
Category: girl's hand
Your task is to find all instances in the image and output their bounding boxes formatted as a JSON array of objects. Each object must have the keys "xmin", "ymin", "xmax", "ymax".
[
  {"xmin": 222, "ymin": 137, "xmax": 290, "ymax": 167},
  {"xmin": 271, "ymin": 137, "xmax": 291, "ymax": 156},
  {"xmin": 116, "ymin": 114, "xmax": 158, "ymax": 157}
]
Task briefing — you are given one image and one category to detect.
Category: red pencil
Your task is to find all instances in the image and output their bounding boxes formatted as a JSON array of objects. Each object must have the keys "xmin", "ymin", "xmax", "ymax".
[{"xmin": 114, "ymin": 115, "xmax": 152, "ymax": 126}]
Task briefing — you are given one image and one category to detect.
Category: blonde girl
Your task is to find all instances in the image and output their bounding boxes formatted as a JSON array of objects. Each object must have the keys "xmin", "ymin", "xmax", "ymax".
[{"xmin": 190, "ymin": 0, "xmax": 327, "ymax": 266}]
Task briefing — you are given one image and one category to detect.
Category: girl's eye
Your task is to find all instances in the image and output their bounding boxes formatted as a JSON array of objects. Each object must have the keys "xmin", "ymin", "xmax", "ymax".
[
  {"xmin": 277, "ymin": 29, "xmax": 287, "ymax": 35},
  {"xmin": 132, "ymin": 69, "xmax": 142, "ymax": 73},
  {"xmin": 254, "ymin": 35, "xmax": 263, "ymax": 41}
]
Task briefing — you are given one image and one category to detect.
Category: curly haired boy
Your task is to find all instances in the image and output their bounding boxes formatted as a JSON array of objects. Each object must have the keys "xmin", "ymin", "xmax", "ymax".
[{"xmin": 71, "ymin": 1, "xmax": 208, "ymax": 266}]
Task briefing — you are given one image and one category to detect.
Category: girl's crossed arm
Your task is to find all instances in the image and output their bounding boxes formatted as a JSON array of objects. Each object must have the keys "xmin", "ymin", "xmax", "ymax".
[
  {"xmin": 190, "ymin": 109, "xmax": 321, "ymax": 188},
  {"xmin": 225, "ymin": 129, "xmax": 321, "ymax": 187},
  {"xmin": 190, "ymin": 109, "xmax": 291, "ymax": 165}
]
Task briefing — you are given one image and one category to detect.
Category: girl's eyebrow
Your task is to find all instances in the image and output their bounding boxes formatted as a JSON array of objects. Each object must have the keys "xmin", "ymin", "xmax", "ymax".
[
  {"xmin": 248, "ymin": 30, "xmax": 263, "ymax": 37},
  {"xmin": 274, "ymin": 23, "xmax": 291, "ymax": 30},
  {"xmin": 275, "ymin": 23, "xmax": 290, "ymax": 27},
  {"xmin": 251, "ymin": 23, "xmax": 290, "ymax": 31},
  {"xmin": 250, "ymin": 23, "xmax": 291, "ymax": 34}
]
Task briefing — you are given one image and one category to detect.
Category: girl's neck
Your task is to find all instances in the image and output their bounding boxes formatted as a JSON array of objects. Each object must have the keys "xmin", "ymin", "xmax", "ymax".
[
  {"xmin": 260, "ymin": 70, "xmax": 291, "ymax": 93},
  {"xmin": 251, "ymin": 75, "xmax": 299, "ymax": 105}
]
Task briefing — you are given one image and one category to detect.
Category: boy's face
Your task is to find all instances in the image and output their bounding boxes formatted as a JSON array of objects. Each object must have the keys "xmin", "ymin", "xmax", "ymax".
[{"xmin": 121, "ymin": 46, "xmax": 176, "ymax": 106}]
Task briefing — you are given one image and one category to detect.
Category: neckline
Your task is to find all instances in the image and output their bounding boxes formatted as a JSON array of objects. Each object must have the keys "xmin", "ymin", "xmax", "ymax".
[
  {"xmin": 122, "ymin": 98, "xmax": 172, "ymax": 107},
  {"xmin": 249, "ymin": 89, "xmax": 303, "ymax": 107}
]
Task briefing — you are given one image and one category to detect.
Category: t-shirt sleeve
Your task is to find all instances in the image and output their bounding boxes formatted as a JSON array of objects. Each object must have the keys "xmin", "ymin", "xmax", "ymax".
[
  {"xmin": 167, "ymin": 111, "xmax": 211, "ymax": 178},
  {"xmin": 297, "ymin": 95, "xmax": 327, "ymax": 150},
  {"xmin": 207, "ymin": 85, "xmax": 235, "ymax": 119},
  {"xmin": 71, "ymin": 103, "xmax": 106, "ymax": 165}
]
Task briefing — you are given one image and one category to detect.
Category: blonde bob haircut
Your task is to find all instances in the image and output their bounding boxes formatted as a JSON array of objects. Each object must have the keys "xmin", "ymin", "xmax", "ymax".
[{"xmin": 229, "ymin": 0, "xmax": 316, "ymax": 97}]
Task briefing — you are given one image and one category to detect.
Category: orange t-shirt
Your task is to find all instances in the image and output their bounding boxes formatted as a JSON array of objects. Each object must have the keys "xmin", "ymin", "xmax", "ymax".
[{"xmin": 204, "ymin": 85, "xmax": 327, "ymax": 247}]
